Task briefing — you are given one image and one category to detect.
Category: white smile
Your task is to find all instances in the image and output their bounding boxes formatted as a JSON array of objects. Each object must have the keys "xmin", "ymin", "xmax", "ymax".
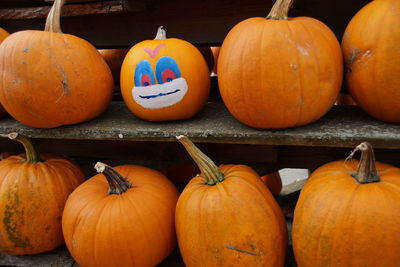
[{"xmin": 132, "ymin": 77, "xmax": 188, "ymax": 109}]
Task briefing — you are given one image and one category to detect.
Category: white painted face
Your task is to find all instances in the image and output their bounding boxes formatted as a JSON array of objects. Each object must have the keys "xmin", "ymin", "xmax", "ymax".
[{"xmin": 132, "ymin": 77, "xmax": 188, "ymax": 109}]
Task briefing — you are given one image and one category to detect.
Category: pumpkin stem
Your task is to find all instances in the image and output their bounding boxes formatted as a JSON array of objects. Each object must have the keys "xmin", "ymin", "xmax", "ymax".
[
  {"xmin": 267, "ymin": 0, "xmax": 294, "ymax": 20},
  {"xmin": 44, "ymin": 0, "xmax": 65, "ymax": 33},
  {"xmin": 154, "ymin": 26, "xmax": 167, "ymax": 40},
  {"xmin": 95, "ymin": 162, "xmax": 132, "ymax": 194},
  {"xmin": 7, "ymin": 132, "xmax": 42, "ymax": 163},
  {"xmin": 176, "ymin": 135, "xmax": 224, "ymax": 185},
  {"xmin": 346, "ymin": 142, "xmax": 380, "ymax": 184}
]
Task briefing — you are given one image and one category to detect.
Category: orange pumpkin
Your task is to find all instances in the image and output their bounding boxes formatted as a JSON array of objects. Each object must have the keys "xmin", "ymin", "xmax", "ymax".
[
  {"xmin": 162, "ymin": 161, "xmax": 199, "ymax": 184},
  {"xmin": 175, "ymin": 136, "xmax": 287, "ymax": 266},
  {"xmin": 120, "ymin": 26, "xmax": 210, "ymax": 121},
  {"xmin": 218, "ymin": 0, "xmax": 343, "ymax": 129},
  {"xmin": 335, "ymin": 92, "xmax": 357, "ymax": 106},
  {"xmin": 0, "ymin": 28, "xmax": 10, "ymax": 117},
  {"xmin": 197, "ymin": 46, "xmax": 214, "ymax": 73},
  {"xmin": 293, "ymin": 142, "xmax": 400, "ymax": 266},
  {"xmin": 210, "ymin": 46, "xmax": 220, "ymax": 74},
  {"xmin": 0, "ymin": 133, "xmax": 85, "ymax": 255},
  {"xmin": 62, "ymin": 162, "xmax": 179, "ymax": 267},
  {"xmin": 0, "ymin": 0, "xmax": 113, "ymax": 128},
  {"xmin": 342, "ymin": 0, "xmax": 400, "ymax": 122},
  {"xmin": 260, "ymin": 171, "xmax": 282, "ymax": 196},
  {"xmin": 98, "ymin": 48, "xmax": 129, "ymax": 84}
]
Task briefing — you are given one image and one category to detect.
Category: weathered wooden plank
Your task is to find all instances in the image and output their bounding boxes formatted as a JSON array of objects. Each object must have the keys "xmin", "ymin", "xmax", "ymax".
[
  {"xmin": 0, "ymin": 0, "xmax": 370, "ymax": 47},
  {"xmin": 0, "ymin": 102, "xmax": 400, "ymax": 149}
]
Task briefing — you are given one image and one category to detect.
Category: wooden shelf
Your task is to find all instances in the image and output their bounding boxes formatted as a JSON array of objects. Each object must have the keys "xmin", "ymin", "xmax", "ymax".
[{"xmin": 1, "ymin": 102, "xmax": 399, "ymax": 149}]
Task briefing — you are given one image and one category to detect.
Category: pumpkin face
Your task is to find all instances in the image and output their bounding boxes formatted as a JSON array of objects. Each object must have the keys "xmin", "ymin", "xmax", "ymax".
[
  {"xmin": 0, "ymin": 134, "xmax": 85, "ymax": 255},
  {"xmin": 175, "ymin": 136, "xmax": 287, "ymax": 266},
  {"xmin": 120, "ymin": 27, "xmax": 210, "ymax": 121},
  {"xmin": 342, "ymin": 0, "xmax": 400, "ymax": 122},
  {"xmin": 218, "ymin": 1, "xmax": 342, "ymax": 129},
  {"xmin": 0, "ymin": 28, "xmax": 10, "ymax": 117},
  {"xmin": 0, "ymin": 1, "xmax": 113, "ymax": 128},
  {"xmin": 292, "ymin": 143, "xmax": 400, "ymax": 266},
  {"xmin": 62, "ymin": 164, "xmax": 179, "ymax": 267}
]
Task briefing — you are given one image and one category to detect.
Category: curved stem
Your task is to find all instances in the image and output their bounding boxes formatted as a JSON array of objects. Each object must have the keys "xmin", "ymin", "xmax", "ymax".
[
  {"xmin": 346, "ymin": 142, "xmax": 380, "ymax": 184},
  {"xmin": 176, "ymin": 135, "xmax": 224, "ymax": 185},
  {"xmin": 7, "ymin": 132, "xmax": 42, "ymax": 163},
  {"xmin": 95, "ymin": 162, "xmax": 132, "ymax": 194},
  {"xmin": 267, "ymin": 0, "xmax": 294, "ymax": 20},
  {"xmin": 44, "ymin": 0, "xmax": 65, "ymax": 33},
  {"xmin": 154, "ymin": 26, "xmax": 167, "ymax": 40}
]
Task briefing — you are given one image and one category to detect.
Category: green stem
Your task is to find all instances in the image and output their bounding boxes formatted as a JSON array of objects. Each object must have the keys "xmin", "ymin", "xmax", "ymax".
[
  {"xmin": 44, "ymin": 0, "xmax": 65, "ymax": 33},
  {"xmin": 95, "ymin": 162, "xmax": 132, "ymax": 194},
  {"xmin": 6, "ymin": 132, "xmax": 42, "ymax": 163},
  {"xmin": 266, "ymin": 0, "xmax": 294, "ymax": 20},
  {"xmin": 176, "ymin": 135, "xmax": 224, "ymax": 185},
  {"xmin": 346, "ymin": 142, "xmax": 380, "ymax": 184}
]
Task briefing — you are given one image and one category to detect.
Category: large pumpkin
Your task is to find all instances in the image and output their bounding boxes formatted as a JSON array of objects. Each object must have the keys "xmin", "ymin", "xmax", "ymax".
[
  {"xmin": 62, "ymin": 162, "xmax": 179, "ymax": 267},
  {"xmin": 342, "ymin": 0, "xmax": 400, "ymax": 122},
  {"xmin": 120, "ymin": 26, "xmax": 210, "ymax": 121},
  {"xmin": 292, "ymin": 142, "xmax": 400, "ymax": 266},
  {"xmin": 0, "ymin": 0, "xmax": 113, "ymax": 128},
  {"xmin": 0, "ymin": 28, "xmax": 10, "ymax": 117},
  {"xmin": 0, "ymin": 133, "xmax": 85, "ymax": 255},
  {"xmin": 175, "ymin": 136, "xmax": 287, "ymax": 266},
  {"xmin": 218, "ymin": 0, "xmax": 343, "ymax": 129}
]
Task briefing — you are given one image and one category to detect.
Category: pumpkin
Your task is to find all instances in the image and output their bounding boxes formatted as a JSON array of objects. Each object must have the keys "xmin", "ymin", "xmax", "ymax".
[
  {"xmin": 175, "ymin": 136, "xmax": 287, "ymax": 266},
  {"xmin": 197, "ymin": 46, "xmax": 214, "ymax": 73},
  {"xmin": 120, "ymin": 26, "xmax": 210, "ymax": 121},
  {"xmin": 0, "ymin": 133, "xmax": 85, "ymax": 255},
  {"xmin": 210, "ymin": 46, "xmax": 220, "ymax": 74},
  {"xmin": 98, "ymin": 48, "xmax": 129, "ymax": 84},
  {"xmin": 335, "ymin": 93, "xmax": 357, "ymax": 106},
  {"xmin": 260, "ymin": 171, "xmax": 282, "ymax": 196},
  {"xmin": 218, "ymin": 0, "xmax": 343, "ymax": 129},
  {"xmin": 0, "ymin": 27, "xmax": 10, "ymax": 117},
  {"xmin": 342, "ymin": 0, "xmax": 400, "ymax": 122},
  {"xmin": 292, "ymin": 142, "xmax": 400, "ymax": 266},
  {"xmin": 162, "ymin": 161, "xmax": 199, "ymax": 184},
  {"xmin": 62, "ymin": 162, "xmax": 179, "ymax": 267},
  {"xmin": 0, "ymin": 0, "xmax": 113, "ymax": 128}
]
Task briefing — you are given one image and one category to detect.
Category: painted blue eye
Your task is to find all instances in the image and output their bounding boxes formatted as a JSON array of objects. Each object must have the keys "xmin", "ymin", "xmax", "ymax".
[
  {"xmin": 134, "ymin": 60, "xmax": 155, "ymax": 87},
  {"xmin": 156, "ymin": 57, "xmax": 181, "ymax": 84}
]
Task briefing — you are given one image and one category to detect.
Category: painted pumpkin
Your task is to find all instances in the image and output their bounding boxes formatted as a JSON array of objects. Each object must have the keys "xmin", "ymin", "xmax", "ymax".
[
  {"xmin": 0, "ymin": 28, "xmax": 10, "ymax": 117},
  {"xmin": 120, "ymin": 26, "xmax": 210, "ymax": 121},
  {"xmin": 218, "ymin": 0, "xmax": 343, "ymax": 129},
  {"xmin": 293, "ymin": 142, "xmax": 400, "ymax": 266},
  {"xmin": 260, "ymin": 171, "xmax": 282, "ymax": 196},
  {"xmin": 342, "ymin": 0, "xmax": 400, "ymax": 122},
  {"xmin": 0, "ymin": 133, "xmax": 85, "ymax": 255},
  {"xmin": 175, "ymin": 136, "xmax": 287, "ymax": 266},
  {"xmin": 62, "ymin": 162, "xmax": 179, "ymax": 267},
  {"xmin": 0, "ymin": 0, "xmax": 113, "ymax": 128}
]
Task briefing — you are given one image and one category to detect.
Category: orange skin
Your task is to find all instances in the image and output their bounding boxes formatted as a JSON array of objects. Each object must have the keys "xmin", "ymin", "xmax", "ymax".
[
  {"xmin": 218, "ymin": 17, "xmax": 343, "ymax": 129},
  {"xmin": 260, "ymin": 171, "xmax": 282, "ymax": 196},
  {"xmin": 62, "ymin": 165, "xmax": 179, "ymax": 267},
  {"xmin": 0, "ymin": 153, "xmax": 85, "ymax": 255},
  {"xmin": 342, "ymin": 0, "xmax": 400, "ymax": 122},
  {"xmin": 0, "ymin": 28, "xmax": 10, "ymax": 116},
  {"xmin": 120, "ymin": 37, "xmax": 210, "ymax": 121},
  {"xmin": 293, "ymin": 160, "xmax": 400, "ymax": 266},
  {"xmin": 98, "ymin": 48, "xmax": 129, "ymax": 84},
  {"xmin": 0, "ymin": 30, "xmax": 114, "ymax": 128},
  {"xmin": 210, "ymin": 46, "xmax": 220, "ymax": 74},
  {"xmin": 176, "ymin": 164, "xmax": 287, "ymax": 267}
]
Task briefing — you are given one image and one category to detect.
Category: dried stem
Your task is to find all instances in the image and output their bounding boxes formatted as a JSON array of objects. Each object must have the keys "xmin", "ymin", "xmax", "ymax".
[
  {"xmin": 267, "ymin": 0, "xmax": 294, "ymax": 20},
  {"xmin": 6, "ymin": 132, "xmax": 42, "ymax": 163},
  {"xmin": 154, "ymin": 26, "xmax": 167, "ymax": 40},
  {"xmin": 95, "ymin": 162, "xmax": 132, "ymax": 194},
  {"xmin": 44, "ymin": 0, "xmax": 66, "ymax": 33},
  {"xmin": 346, "ymin": 142, "xmax": 380, "ymax": 184}
]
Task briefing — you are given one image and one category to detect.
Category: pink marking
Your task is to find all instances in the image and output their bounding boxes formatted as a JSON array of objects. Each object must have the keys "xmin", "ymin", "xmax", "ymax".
[{"xmin": 144, "ymin": 44, "xmax": 166, "ymax": 58}]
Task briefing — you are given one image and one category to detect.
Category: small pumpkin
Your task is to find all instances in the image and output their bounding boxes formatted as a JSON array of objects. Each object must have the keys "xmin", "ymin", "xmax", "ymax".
[
  {"xmin": 0, "ymin": 133, "xmax": 85, "ymax": 255},
  {"xmin": 62, "ymin": 162, "xmax": 179, "ymax": 267},
  {"xmin": 260, "ymin": 171, "xmax": 282, "ymax": 196},
  {"xmin": 342, "ymin": 0, "xmax": 400, "ymax": 122},
  {"xmin": 197, "ymin": 46, "xmax": 214, "ymax": 73},
  {"xmin": 120, "ymin": 26, "xmax": 210, "ymax": 121},
  {"xmin": 218, "ymin": 0, "xmax": 343, "ymax": 129},
  {"xmin": 210, "ymin": 46, "xmax": 220, "ymax": 74},
  {"xmin": 0, "ymin": 0, "xmax": 113, "ymax": 128},
  {"xmin": 292, "ymin": 142, "xmax": 400, "ymax": 266},
  {"xmin": 98, "ymin": 48, "xmax": 129, "ymax": 84},
  {"xmin": 0, "ymin": 27, "xmax": 10, "ymax": 117},
  {"xmin": 175, "ymin": 136, "xmax": 287, "ymax": 266}
]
